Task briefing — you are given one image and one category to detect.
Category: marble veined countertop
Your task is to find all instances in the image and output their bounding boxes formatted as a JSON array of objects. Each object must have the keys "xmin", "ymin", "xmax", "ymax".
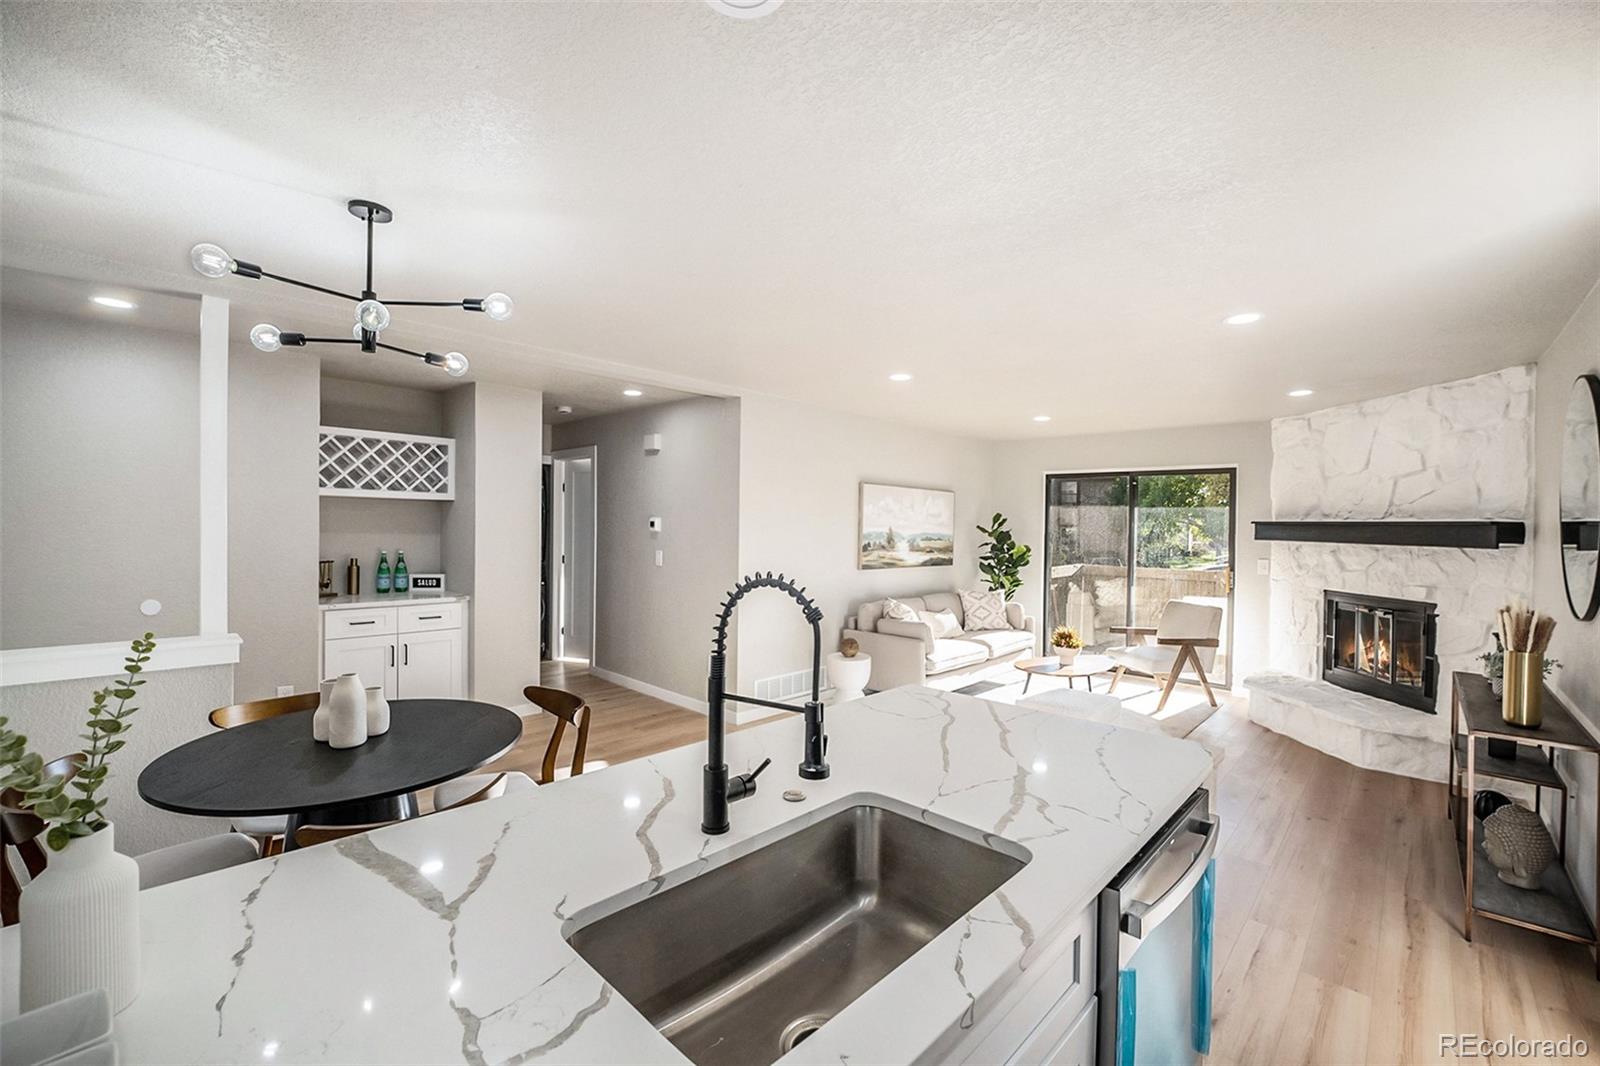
[{"xmin": 1, "ymin": 686, "xmax": 1211, "ymax": 1065}]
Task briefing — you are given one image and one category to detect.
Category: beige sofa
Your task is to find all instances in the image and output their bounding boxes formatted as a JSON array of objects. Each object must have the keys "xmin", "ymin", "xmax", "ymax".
[{"xmin": 841, "ymin": 592, "xmax": 1036, "ymax": 692}]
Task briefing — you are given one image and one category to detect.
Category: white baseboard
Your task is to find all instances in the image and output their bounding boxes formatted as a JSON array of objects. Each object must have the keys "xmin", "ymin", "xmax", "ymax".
[{"xmin": 589, "ymin": 666, "xmax": 709, "ymax": 716}]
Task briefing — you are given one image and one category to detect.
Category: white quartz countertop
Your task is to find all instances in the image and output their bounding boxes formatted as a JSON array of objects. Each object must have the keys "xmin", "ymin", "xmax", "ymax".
[
  {"xmin": 319, "ymin": 592, "xmax": 469, "ymax": 610},
  {"xmin": 1, "ymin": 686, "xmax": 1211, "ymax": 1065}
]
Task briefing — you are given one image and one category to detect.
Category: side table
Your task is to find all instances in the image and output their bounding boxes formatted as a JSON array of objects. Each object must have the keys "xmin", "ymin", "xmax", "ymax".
[{"xmin": 827, "ymin": 651, "xmax": 872, "ymax": 703}]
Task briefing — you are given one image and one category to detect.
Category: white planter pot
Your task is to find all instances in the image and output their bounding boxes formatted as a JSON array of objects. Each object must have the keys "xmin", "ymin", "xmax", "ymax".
[
  {"xmin": 327, "ymin": 673, "xmax": 368, "ymax": 749},
  {"xmin": 20, "ymin": 823, "xmax": 140, "ymax": 1013},
  {"xmin": 365, "ymin": 686, "xmax": 391, "ymax": 737},
  {"xmin": 1056, "ymin": 647, "xmax": 1080, "ymax": 666},
  {"xmin": 313, "ymin": 677, "xmax": 335, "ymax": 743}
]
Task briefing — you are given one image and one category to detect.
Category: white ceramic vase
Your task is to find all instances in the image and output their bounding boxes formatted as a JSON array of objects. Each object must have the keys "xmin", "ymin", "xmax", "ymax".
[
  {"xmin": 327, "ymin": 673, "xmax": 368, "ymax": 749},
  {"xmin": 365, "ymin": 686, "xmax": 390, "ymax": 736},
  {"xmin": 1056, "ymin": 646, "xmax": 1080, "ymax": 666},
  {"xmin": 20, "ymin": 823, "xmax": 140, "ymax": 1013},
  {"xmin": 312, "ymin": 677, "xmax": 335, "ymax": 743}
]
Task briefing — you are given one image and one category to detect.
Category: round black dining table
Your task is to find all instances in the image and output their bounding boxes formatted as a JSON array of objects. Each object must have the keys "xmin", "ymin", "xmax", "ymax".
[{"xmin": 137, "ymin": 699, "xmax": 523, "ymax": 848}]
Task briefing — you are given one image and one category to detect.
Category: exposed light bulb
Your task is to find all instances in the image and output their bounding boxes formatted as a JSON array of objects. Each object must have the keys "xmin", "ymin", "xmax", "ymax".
[
  {"xmin": 442, "ymin": 351, "xmax": 469, "ymax": 378},
  {"xmin": 356, "ymin": 299, "xmax": 391, "ymax": 332},
  {"xmin": 250, "ymin": 323, "xmax": 282, "ymax": 352},
  {"xmin": 353, "ymin": 323, "xmax": 367, "ymax": 340},
  {"xmin": 190, "ymin": 243, "xmax": 234, "ymax": 278},
  {"xmin": 482, "ymin": 292, "xmax": 514, "ymax": 321}
]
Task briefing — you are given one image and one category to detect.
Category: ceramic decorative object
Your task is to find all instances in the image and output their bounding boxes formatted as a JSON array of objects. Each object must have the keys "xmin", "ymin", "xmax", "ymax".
[
  {"xmin": 1057, "ymin": 646, "xmax": 1080, "ymax": 666},
  {"xmin": 20, "ymin": 824, "xmax": 140, "ymax": 1013},
  {"xmin": 1490, "ymin": 673, "xmax": 1505, "ymax": 696},
  {"xmin": 1473, "ymin": 789, "xmax": 1512, "ymax": 822},
  {"xmin": 312, "ymin": 677, "xmax": 335, "ymax": 743},
  {"xmin": 1482, "ymin": 803, "xmax": 1556, "ymax": 890},
  {"xmin": 826, "ymin": 651, "xmax": 872, "ymax": 704},
  {"xmin": 326, "ymin": 673, "xmax": 368, "ymax": 749},
  {"xmin": 840, "ymin": 637, "xmax": 860, "ymax": 659},
  {"xmin": 365, "ymin": 686, "xmax": 390, "ymax": 737}
]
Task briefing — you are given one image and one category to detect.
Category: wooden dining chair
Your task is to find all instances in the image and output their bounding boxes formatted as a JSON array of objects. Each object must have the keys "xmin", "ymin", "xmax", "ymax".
[
  {"xmin": 429, "ymin": 686, "xmax": 591, "ymax": 811},
  {"xmin": 292, "ymin": 821, "xmax": 398, "ymax": 849},
  {"xmin": 2, "ymin": 753, "xmax": 257, "ymax": 926},
  {"xmin": 207, "ymin": 692, "xmax": 320, "ymax": 855}
]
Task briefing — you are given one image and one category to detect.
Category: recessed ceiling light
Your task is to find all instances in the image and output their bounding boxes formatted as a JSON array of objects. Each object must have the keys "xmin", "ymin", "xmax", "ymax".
[
  {"xmin": 1287, "ymin": 388, "xmax": 1315, "ymax": 398},
  {"xmin": 91, "ymin": 296, "xmax": 136, "ymax": 310},
  {"xmin": 622, "ymin": 388, "xmax": 643, "ymax": 398},
  {"xmin": 888, "ymin": 372, "xmax": 913, "ymax": 382},
  {"xmin": 1032, "ymin": 415, "xmax": 1052, "ymax": 423},
  {"xmin": 1223, "ymin": 311, "xmax": 1263, "ymax": 326}
]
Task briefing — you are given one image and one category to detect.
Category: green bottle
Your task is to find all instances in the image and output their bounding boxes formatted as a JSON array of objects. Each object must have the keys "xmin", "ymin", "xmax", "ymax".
[
  {"xmin": 376, "ymin": 550, "xmax": 392, "ymax": 594},
  {"xmin": 394, "ymin": 551, "xmax": 410, "ymax": 593}
]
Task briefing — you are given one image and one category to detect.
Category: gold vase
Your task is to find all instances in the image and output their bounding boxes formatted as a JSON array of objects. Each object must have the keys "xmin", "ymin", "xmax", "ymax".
[{"xmin": 1501, "ymin": 651, "xmax": 1543, "ymax": 728}]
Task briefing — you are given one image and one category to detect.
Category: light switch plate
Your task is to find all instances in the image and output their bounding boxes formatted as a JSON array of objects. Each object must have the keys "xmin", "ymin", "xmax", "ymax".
[
  {"xmin": 276, "ymin": 685, "xmax": 294, "ymax": 697},
  {"xmin": 1256, "ymin": 558, "xmax": 1271, "ymax": 576},
  {"xmin": 655, "ymin": 550, "xmax": 664, "ymax": 567}
]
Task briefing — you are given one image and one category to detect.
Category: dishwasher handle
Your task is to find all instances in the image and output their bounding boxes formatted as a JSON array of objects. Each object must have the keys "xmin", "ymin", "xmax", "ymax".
[{"xmin": 1121, "ymin": 811, "xmax": 1218, "ymax": 943}]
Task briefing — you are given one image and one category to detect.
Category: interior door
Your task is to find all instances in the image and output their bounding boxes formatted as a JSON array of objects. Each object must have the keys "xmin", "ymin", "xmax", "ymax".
[
  {"xmin": 557, "ymin": 454, "xmax": 596, "ymax": 663},
  {"xmin": 324, "ymin": 634, "xmax": 397, "ymax": 699},
  {"xmin": 399, "ymin": 629, "xmax": 463, "ymax": 699}
]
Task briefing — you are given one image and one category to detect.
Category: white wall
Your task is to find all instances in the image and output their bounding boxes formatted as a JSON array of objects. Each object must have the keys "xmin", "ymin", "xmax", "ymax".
[
  {"xmin": 1, "ymin": 305, "xmax": 201, "ymax": 648},
  {"xmin": 230, "ymin": 342, "xmax": 321, "ymax": 701},
  {"xmin": 552, "ymin": 397, "xmax": 741, "ymax": 704},
  {"xmin": 989, "ymin": 421, "xmax": 1274, "ymax": 683},
  {"xmin": 1531, "ymin": 278, "xmax": 1600, "ymax": 922},
  {"xmin": 735, "ymin": 395, "xmax": 994, "ymax": 694},
  {"xmin": 442, "ymin": 383, "xmax": 544, "ymax": 707}
]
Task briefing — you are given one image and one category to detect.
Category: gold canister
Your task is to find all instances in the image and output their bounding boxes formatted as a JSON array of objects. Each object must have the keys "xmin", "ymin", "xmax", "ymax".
[{"xmin": 1501, "ymin": 650, "xmax": 1543, "ymax": 728}]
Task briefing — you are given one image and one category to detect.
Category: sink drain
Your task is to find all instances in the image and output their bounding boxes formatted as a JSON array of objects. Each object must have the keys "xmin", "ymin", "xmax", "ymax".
[{"xmin": 780, "ymin": 1014, "xmax": 831, "ymax": 1053}]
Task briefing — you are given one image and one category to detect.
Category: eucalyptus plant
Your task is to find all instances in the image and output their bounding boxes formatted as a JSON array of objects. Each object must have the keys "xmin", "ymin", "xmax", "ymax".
[
  {"xmin": 0, "ymin": 633, "xmax": 155, "ymax": 851},
  {"xmin": 976, "ymin": 513, "xmax": 1032, "ymax": 601}
]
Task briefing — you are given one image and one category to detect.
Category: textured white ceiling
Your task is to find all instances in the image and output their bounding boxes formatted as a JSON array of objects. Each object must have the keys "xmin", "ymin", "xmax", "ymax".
[{"xmin": 3, "ymin": 2, "xmax": 1595, "ymax": 439}]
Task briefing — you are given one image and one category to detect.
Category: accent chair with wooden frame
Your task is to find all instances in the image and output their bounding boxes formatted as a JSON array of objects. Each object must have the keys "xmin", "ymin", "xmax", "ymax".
[
  {"xmin": 1106, "ymin": 599, "xmax": 1224, "ymax": 713},
  {"xmin": 206, "ymin": 692, "xmax": 321, "ymax": 855}
]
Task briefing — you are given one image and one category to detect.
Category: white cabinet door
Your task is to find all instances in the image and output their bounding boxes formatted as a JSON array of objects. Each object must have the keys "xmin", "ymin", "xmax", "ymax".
[
  {"xmin": 324, "ymin": 633, "xmax": 397, "ymax": 699},
  {"xmin": 1035, "ymin": 996, "xmax": 1095, "ymax": 1066},
  {"xmin": 398, "ymin": 628, "xmax": 463, "ymax": 699}
]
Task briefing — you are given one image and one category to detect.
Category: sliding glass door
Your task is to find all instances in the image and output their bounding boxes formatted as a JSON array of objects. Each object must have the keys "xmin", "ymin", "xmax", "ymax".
[{"xmin": 1043, "ymin": 469, "xmax": 1236, "ymax": 686}]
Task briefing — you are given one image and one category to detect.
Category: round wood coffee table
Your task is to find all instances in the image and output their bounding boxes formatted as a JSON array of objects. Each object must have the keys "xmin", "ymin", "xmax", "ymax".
[{"xmin": 1014, "ymin": 653, "xmax": 1114, "ymax": 695}]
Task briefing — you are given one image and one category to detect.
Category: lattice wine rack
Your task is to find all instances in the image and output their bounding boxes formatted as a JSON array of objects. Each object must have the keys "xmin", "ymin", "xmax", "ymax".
[{"xmin": 318, "ymin": 425, "xmax": 455, "ymax": 500}]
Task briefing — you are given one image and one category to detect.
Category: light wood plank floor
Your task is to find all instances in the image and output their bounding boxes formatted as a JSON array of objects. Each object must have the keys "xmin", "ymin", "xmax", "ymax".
[{"xmin": 486, "ymin": 664, "xmax": 1600, "ymax": 1065}]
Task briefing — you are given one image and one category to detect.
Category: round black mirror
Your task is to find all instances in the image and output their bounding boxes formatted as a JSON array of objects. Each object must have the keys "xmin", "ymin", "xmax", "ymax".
[{"xmin": 1560, "ymin": 373, "xmax": 1600, "ymax": 621}]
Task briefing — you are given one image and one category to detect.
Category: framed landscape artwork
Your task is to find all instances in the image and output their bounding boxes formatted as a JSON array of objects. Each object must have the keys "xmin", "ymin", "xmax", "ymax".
[{"xmin": 859, "ymin": 483, "xmax": 955, "ymax": 570}]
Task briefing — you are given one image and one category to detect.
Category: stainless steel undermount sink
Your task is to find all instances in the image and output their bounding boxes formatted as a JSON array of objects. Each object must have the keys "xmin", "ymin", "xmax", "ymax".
[{"xmin": 563, "ymin": 795, "xmax": 1030, "ymax": 1066}]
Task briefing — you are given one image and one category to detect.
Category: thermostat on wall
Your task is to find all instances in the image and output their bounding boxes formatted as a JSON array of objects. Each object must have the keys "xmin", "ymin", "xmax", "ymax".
[{"xmin": 410, "ymin": 573, "xmax": 446, "ymax": 592}]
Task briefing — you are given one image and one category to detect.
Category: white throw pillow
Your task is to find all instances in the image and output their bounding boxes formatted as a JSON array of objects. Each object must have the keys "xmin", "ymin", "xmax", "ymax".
[
  {"xmin": 882, "ymin": 597, "xmax": 921, "ymax": 624},
  {"xmin": 960, "ymin": 588, "xmax": 1009, "ymax": 631},
  {"xmin": 925, "ymin": 609, "xmax": 963, "ymax": 639}
]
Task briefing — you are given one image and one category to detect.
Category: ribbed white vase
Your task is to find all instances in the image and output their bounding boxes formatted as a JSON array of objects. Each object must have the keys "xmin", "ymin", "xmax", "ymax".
[
  {"xmin": 313, "ymin": 677, "xmax": 336, "ymax": 743},
  {"xmin": 20, "ymin": 823, "xmax": 140, "ymax": 1013},
  {"xmin": 365, "ymin": 686, "xmax": 390, "ymax": 736},
  {"xmin": 327, "ymin": 673, "xmax": 368, "ymax": 749}
]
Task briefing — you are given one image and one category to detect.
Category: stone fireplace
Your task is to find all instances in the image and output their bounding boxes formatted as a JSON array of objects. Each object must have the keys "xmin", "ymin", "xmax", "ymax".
[{"xmin": 1321, "ymin": 589, "xmax": 1438, "ymax": 712}]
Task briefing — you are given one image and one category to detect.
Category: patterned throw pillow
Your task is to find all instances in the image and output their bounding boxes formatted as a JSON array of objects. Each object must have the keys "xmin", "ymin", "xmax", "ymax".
[
  {"xmin": 925, "ymin": 609, "xmax": 963, "ymax": 639},
  {"xmin": 882, "ymin": 598, "xmax": 921, "ymax": 623},
  {"xmin": 960, "ymin": 588, "xmax": 1009, "ymax": 631}
]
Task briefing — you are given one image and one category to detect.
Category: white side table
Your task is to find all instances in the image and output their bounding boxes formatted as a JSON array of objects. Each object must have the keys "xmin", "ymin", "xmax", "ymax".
[{"xmin": 826, "ymin": 652, "xmax": 872, "ymax": 703}]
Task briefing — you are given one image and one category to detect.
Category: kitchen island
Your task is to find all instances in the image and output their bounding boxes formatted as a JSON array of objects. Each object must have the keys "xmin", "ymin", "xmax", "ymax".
[{"xmin": 1, "ymin": 686, "xmax": 1213, "ymax": 1065}]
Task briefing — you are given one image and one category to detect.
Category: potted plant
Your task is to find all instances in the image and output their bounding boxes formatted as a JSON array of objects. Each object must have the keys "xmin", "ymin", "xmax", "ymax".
[
  {"xmin": 1050, "ymin": 625, "xmax": 1083, "ymax": 665},
  {"xmin": 0, "ymin": 633, "xmax": 155, "ymax": 1012},
  {"xmin": 976, "ymin": 513, "xmax": 1032, "ymax": 601}
]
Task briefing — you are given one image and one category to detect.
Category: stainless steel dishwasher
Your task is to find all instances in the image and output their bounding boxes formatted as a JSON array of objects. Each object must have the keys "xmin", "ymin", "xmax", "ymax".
[{"xmin": 1096, "ymin": 789, "xmax": 1218, "ymax": 1066}]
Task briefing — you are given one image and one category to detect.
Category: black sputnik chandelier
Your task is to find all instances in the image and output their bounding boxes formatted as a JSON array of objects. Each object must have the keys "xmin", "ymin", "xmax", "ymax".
[{"xmin": 190, "ymin": 198, "xmax": 512, "ymax": 377}]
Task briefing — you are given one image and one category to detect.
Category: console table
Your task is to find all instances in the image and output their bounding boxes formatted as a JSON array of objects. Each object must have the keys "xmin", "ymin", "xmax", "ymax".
[{"xmin": 1448, "ymin": 671, "xmax": 1598, "ymax": 978}]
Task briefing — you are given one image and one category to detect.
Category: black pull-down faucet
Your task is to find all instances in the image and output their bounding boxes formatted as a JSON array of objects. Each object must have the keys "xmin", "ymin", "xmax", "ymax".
[{"xmin": 703, "ymin": 572, "xmax": 829, "ymax": 835}]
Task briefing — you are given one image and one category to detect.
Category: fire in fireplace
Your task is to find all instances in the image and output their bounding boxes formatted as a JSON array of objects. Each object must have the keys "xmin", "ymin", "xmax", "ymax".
[{"xmin": 1322, "ymin": 590, "xmax": 1439, "ymax": 712}]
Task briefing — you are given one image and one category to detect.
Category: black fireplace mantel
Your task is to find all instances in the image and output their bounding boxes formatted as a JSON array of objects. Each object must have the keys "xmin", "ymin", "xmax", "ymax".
[{"xmin": 1253, "ymin": 520, "xmax": 1525, "ymax": 549}]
